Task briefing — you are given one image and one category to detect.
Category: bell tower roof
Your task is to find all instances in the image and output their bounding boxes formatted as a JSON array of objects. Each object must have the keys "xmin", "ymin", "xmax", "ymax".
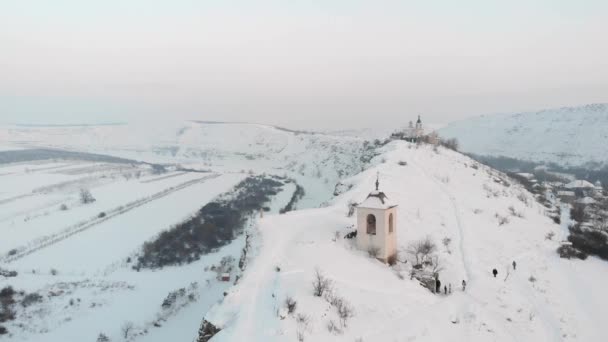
[{"xmin": 358, "ymin": 173, "xmax": 397, "ymax": 209}]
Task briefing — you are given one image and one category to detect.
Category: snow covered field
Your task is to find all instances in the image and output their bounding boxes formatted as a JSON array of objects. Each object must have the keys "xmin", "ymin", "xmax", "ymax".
[{"xmin": 2, "ymin": 122, "xmax": 607, "ymax": 342}]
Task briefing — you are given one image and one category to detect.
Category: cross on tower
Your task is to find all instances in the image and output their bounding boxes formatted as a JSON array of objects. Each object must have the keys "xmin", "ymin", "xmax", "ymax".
[{"xmin": 375, "ymin": 171, "xmax": 380, "ymax": 191}]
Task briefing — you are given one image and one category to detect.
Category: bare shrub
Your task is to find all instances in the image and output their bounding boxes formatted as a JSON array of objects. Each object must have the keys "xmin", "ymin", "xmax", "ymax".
[
  {"xmin": 312, "ymin": 268, "xmax": 332, "ymax": 297},
  {"xmin": 347, "ymin": 201, "xmax": 357, "ymax": 217},
  {"xmin": 326, "ymin": 320, "xmax": 342, "ymax": 335},
  {"xmin": 121, "ymin": 321, "xmax": 134, "ymax": 339},
  {"xmin": 59, "ymin": 204, "xmax": 68, "ymax": 211},
  {"xmin": 407, "ymin": 236, "xmax": 437, "ymax": 266},
  {"xmin": 545, "ymin": 232, "xmax": 555, "ymax": 240},
  {"xmin": 495, "ymin": 213, "xmax": 510, "ymax": 226},
  {"xmin": 96, "ymin": 333, "xmax": 110, "ymax": 342},
  {"xmin": 508, "ymin": 206, "xmax": 524, "ymax": 218},
  {"xmin": 528, "ymin": 275, "xmax": 537, "ymax": 283},
  {"xmin": 79, "ymin": 188, "xmax": 96, "ymax": 204},
  {"xmin": 442, "ymin": 237, "xmax": 452, "ymax": 254},
  {"xmin": 296, "ymin": 314, "xmax": 311, "ymax": 342},
  {"xmin": 50, "ymin": 268, "xmax": 58, "ymax": 276},
  {"xmin": 398, "ymin": 161, "xmax": 407, "ymax": 166},
  {"xmin": 285, "ymin": 296, "xmax": 297, "ymax": 314},
  {"xmin": 430, "ymin": 255, "xmax": 444, "ymax": 275},
  {"xmin": 337, "ymin": 299, "xmax": 354, "ymax": 327}
]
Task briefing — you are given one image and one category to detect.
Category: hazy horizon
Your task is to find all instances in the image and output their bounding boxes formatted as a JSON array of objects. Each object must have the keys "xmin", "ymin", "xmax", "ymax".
[{"xmin": 2, "ymin": 0, "xmax": 607, "ymax": 130}]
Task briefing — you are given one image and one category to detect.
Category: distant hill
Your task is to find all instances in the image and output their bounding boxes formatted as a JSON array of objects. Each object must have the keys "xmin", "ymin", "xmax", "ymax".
[{"xmin": 439, "ymin": 104, "xmax": 608, "ymax": 168}]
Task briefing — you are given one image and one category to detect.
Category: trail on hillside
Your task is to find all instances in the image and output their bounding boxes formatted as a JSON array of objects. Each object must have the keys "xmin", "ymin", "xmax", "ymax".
[{"xmin": 409, "ymin": 153, "xmax": 472, "ymax": 284}]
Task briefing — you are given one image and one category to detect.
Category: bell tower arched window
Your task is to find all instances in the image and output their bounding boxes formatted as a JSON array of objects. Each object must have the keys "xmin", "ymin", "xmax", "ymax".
[
  {"xmin": 366, "ymin": 214, "xmax": 376, "ymax": 235},
  {"xmin": 388, "ymin": 213, "xmax": 394, "ymax": 233}
]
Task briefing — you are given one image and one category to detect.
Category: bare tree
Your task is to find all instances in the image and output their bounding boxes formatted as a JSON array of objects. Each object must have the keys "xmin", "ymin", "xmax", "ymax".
[
  {"xmin": 121, "ymin": 321, "xmax": 134, "ymax": 339},
  {"xmin": 79, "ymin": 188, "xmax": 96, "ymax": 204},
  {"xmin": 407, "ymin": 236, "xmax": 437, "ymax": 266}
]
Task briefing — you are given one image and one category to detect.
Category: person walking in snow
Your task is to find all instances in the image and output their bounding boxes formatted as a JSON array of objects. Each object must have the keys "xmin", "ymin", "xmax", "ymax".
[
  {"xmin": 512, "ymin": 260, "xmax": 517, "ymax": 270},
  {"xmin": 435, "ymin": 279, "xmax": 441, "ymax": 294},
  {"xmin": 444, "ymin": 285, "xmax": 447, "ymax": 295},
  {"xmin": 492, "ymin": 268, "xmax": 498, "ymax": 278},
  {"xmin": 462, "ymin": 280, "xmax": 466, "ymax": 291}
]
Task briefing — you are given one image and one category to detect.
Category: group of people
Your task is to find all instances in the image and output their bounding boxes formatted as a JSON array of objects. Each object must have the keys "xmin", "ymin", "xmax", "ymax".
[{"xmin": 436, "ymin": 260, "xmax": 517, "ymax": 295}]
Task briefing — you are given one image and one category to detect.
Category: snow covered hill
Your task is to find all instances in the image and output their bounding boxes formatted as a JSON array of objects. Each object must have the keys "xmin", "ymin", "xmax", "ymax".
[
  {"xmin": 2, "ymin": 122, "xmax": 607, "ymax": 342},
  {"xmin": 203, "ymin": 142, "xmax": 608, "ymax": 342},
  {"xmin": 0, "ymin": 121, "xmax": 377, "ymax": 208},
  {"xmin": 438, "ymin": 104, "xmax": 608, "ymax": 168}
]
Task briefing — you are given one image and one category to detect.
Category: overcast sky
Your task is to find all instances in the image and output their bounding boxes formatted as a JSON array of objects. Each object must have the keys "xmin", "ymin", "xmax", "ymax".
[{"xmin": 1, "ymin": 0, "xmax": 607, "ymax": 129}]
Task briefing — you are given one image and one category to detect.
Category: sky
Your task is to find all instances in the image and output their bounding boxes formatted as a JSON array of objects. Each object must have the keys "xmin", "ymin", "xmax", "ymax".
[{"xmin": 1, "ymin": 0, "xmax": 607, "ymax": 130}]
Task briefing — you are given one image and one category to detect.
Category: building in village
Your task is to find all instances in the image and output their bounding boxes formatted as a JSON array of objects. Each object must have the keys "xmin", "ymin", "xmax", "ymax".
[{"xmin": 356, "ymin": 175, "xmax": 398, "ymax": 263}]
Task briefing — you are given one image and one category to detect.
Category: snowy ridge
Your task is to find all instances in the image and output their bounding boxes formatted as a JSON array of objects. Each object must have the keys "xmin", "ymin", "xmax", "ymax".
[
  {"xmin": 205, "ymin": 142, "xmax": 608, "ymax": 341},
  {"xmin": 438, "ymin": 103, "xmax": 608, "ymax": 168}
]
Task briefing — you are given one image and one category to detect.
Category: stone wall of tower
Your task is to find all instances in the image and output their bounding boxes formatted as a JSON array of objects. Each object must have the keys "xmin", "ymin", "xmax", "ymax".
[{"xmin": 356, "ymin": 206, "xmax": 398, "ymax": 262}]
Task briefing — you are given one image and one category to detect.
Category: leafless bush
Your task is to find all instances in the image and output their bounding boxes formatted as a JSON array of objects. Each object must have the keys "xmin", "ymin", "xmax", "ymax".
[
  {"xmin": 430, "ymin": 255, "xmax": 444, "ymax": 274},
  {"xmin": 528, "ymin": 275, "xmax": 537, "ymax": 283},
  {"xmin": 495, "ymin": 213, "xmax": 510, "ymax": 226},
  {"xmin": 50, "ymin": 268, "xmax": 58, "ymax": 276},
  {"xmin": 442, "ymin": 237, "xmax": 452, "ymax": 254},
  {"xmin": 517, "ymin": 193, "xmax": 529, "ymax": 205},
  {"xmin": 285, "ymin": 296, "xmax": 297, "ymax": 314},
  {"xmin": 347, "ymin": 201, "xmax": 357, "ymax": 217},
  {"xmin": 121, "ymin": 321, "xmax": 134, "ymax": 339},
  {"xmin": 473, "ymin": 208, "xmax": 483, "ymax": 214},
  {"xmin": 337, "ymin": 299, "xmax": 354, "ymax": 327},
  {"xmin": 59, "ymin": 204, "xmax": 68, "ymax": 211},
  {"xmin": 545, "ymin": 232, "xmax": 555, "ymax": 240},
  {"xmin": 326, "ymin": 320, "xmax": 342, "ymax": 335},
  {"xmin": 96, "ymin": 333, "xmax": 110, "ymax": 342},
  {"xmin": 407, "ymin": 236, "xmax": 437, "ymax": 266},
  {"xmin": 398, "ymin": 161, "xmax": 407, "ymax": 166},
  {"xmin": 508, "ymin": 206, "xmax": 524, "ymax": 218},
  {"xmin": 79, "ymin": 188, "xmax": 96, "ymax": 204},
  {"xmin": 312, "ymin": 268, "xmax": 332, "ymax": 297},
  {"xmin": 296, "ymin": 314, "xmax": 311, "ymax": 342}
]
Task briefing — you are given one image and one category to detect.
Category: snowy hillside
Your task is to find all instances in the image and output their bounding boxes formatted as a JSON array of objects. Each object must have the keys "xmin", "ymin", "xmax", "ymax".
[
  {"xmin": 438, "ymin": 104, "xmax": 608, "ymax": 168},
  {"xmin": 0, "ymin": 121, "xmax": 377, "ymax": 207},
  {"xmin": 203, "ymin": 142, "xmax": 608, "ymax": 342},
  {"xmin": 2, "ymin": 123, "xmax": 607, "ymax": 342}
]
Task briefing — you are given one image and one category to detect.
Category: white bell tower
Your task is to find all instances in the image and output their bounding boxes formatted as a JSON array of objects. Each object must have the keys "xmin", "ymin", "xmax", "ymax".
[{"xmin": 356, "ymin": 173, "xmax": 398, "ymax": 263}]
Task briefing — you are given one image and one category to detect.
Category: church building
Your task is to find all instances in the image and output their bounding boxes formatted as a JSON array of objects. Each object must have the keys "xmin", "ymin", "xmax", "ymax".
[
  {"xmin": 356, "ymin": 176, "xmax": 398, "ymax": 263},
  {"xmin": 391, "ymin": 115, "xmax": 425, "ymax": 142}
]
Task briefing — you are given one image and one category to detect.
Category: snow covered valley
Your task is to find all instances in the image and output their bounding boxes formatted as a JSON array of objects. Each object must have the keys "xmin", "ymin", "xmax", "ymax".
[{"xmin": 1, "ymin": 122, "xmax": 607, "ymax": 341}]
